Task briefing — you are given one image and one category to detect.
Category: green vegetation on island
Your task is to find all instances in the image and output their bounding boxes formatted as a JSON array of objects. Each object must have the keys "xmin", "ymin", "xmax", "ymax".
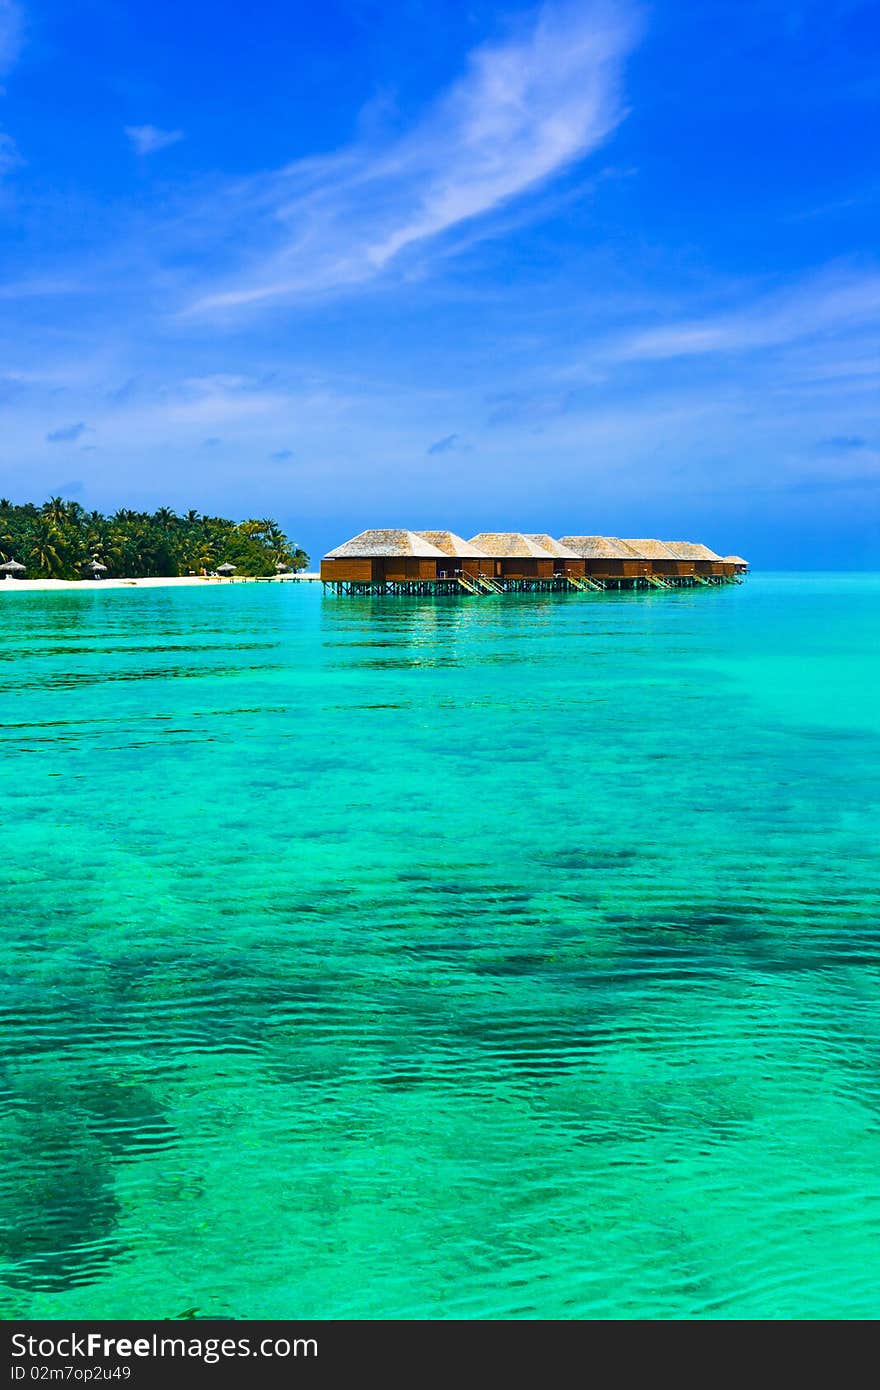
[{"xmin": 0, "ymin": 497, "xmax": 309, "ymax": 579}]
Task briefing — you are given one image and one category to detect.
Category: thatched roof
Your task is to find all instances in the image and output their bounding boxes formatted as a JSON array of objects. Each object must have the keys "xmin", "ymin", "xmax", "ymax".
[
  {"xmin": 617, "ymin": 539, "xmax": 678, "ymax": 560},
  {"xmin": 325, "ymin": 529, "xmax": 447, "ymax": 559},
  {"xmin": 415, "ymin": 531, "xmax": 489, "ymax": 559},
  {"xmin": 468, "ymin": 532, "xmax": 555, "ymax": 558},
  {"xmin": 663, "ymin": 541, "xmax": 723, "ymax": 562},
  {"xmin": 523, "ymin": 534, "xmax": 580, "ymax": 559},
  {"xmin": 83, "ymin": 558, "xmax": 108, "ymax": 573},
  {"xmin": 216, "ymin": 561, "xmax": 237, "ymax": 573},
  {"xmin": 723, "ymin": 555, "xmax": 748, "ymax": 565},
  {"xmin": 0, "ymin": 558, "xmax": 26, "ymax": 573},
  {"xmin": 559, "ymin": 536, "xmax": 634, "ymax": 559}
]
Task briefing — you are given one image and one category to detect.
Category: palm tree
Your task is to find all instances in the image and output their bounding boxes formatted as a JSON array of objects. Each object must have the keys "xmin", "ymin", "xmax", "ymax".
[
  {"xmin": 0, "ymin": 495, "xmax": 308, "ymax": 579},
  {"xmin": 29, "ymin": 520, "xmax": 65, "ymax": 577},
  {"xmin": 260, "ymin": 518, "xmax": 285, "ymax": 548},
  {"xmin": 41, "ymin": 496, "xmax": 74, "ymax": 528}
]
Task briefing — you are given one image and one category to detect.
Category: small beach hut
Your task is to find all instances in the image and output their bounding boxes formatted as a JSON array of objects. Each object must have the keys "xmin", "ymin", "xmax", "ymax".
[
  {"xmin": 523, "ymin": 535, "xmax": 585, "ymax": 579},
  {"xmin": 559, "ymin": 537, "xmax": 642, "ymax": 581},
  {"xmin": 663, "ymin": 541, "xmax": 726, "ymax": 579},
  {"xmin": 467, "ymin": 533, "xmax": 555, "ymax": 582},
  {"xmin": 414, "ymin": 531, "xmax": 490, "ymax": 582},
  {"xmin": 216, "ymin": 562, "xmax": 237, "ymax": 578},
  {"xmin": 617, "ymin": 539, "xmax": 681, "ymax": 579},
  {"xmin": 320, "ymin": 530, "xmax": 447, "ymax": 585},
  {"xmin": 724, "ymin": 555, "xmax": 749, "ymax": 574},
  {"xmin": 82, "ymin": 558, "xmax": 108, "ymax": 580},
  {"xmin": 0, "ymin": 558, "xmax": 27, "ymax": 580}
]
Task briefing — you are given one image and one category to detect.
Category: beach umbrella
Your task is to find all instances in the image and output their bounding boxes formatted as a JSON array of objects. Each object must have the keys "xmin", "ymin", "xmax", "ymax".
[
  {"xmin": 82, "ymin": 557, "xmax": 108, "ymax": 578},
  {"xmin": 216, "ymin": 562, "xmax": 237, "ymax": 576},
  {"xmin": 0, "ymin": 558, "xmax": 26, "ymax": 577}
]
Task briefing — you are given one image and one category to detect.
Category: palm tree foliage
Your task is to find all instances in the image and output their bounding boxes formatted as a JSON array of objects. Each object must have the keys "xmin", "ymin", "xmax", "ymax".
[{"xmin": 0, "ymin": 497, "xmax": 308, "ymax": 579}]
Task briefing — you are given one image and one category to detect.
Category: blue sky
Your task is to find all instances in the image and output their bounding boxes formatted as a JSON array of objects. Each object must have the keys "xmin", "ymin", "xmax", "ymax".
[{"xmin": 0, "ymin": 0, "xmax": 878, "ymax": 566}]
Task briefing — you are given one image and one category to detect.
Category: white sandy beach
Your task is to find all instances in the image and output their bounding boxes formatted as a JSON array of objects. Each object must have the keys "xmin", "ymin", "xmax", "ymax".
[{"xmin": 0, "ymin": 574, "xmax": 320, "ymax": 593}]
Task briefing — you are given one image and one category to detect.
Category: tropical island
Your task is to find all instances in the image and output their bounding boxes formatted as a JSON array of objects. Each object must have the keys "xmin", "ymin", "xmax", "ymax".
[{"xmin": 0, "ymin": 497, "xmax": 309, "ymax": 581}]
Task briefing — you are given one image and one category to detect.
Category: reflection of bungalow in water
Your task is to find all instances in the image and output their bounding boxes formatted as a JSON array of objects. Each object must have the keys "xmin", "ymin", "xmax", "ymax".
[
  {"xmin": 320, "ymin": 529, "xmax": 447, "ymax": 589},
  {"xmin": 468, "ymin": 533, "xmax": 555, "ymax": 585},
  {"xmin": 663, "ymin": 541, "xmax": 729, "ymax": 580},
  {"xmin": 415, "ymin": 531, "xmax": 489, "ymax": 582},
  {"xmin": 559, "ymin": 536, "xmax": 644, "ymax": 583},
  {"xmin": 724, "ymin": 555, "xmax": 749, "ymax": 574},
  {"xmin": 617, "ymin": 539, "xmax": 681, "ymax": 580},
  {"xmin": 523, "ymin": 534, "xmax": 585, "ymax": 580}
]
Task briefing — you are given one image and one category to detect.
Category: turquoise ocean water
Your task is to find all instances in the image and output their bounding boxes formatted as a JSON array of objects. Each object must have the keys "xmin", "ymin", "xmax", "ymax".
[{"xmin": 1, "ymin": 573, "xmax": 879, "ymax": 1319}]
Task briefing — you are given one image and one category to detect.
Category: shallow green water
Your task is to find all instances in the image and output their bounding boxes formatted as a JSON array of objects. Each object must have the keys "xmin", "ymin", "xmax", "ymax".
[{"xmin": 1, "ymin": 574, "xmax": 879, "ymax": 1319}]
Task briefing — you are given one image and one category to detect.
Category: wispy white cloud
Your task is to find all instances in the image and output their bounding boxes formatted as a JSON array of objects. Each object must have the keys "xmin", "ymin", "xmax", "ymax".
[
  {"xmin": 0, "ymin": 128, "xmax": 19, "ymax": 173},
  {"xmin": 0, "ymin": 4, "xmax": 23, "ymax": 177},
  {"xmin": 0, "ymin": 0, "xmax": 23, "ymax": 75},
  {"xmin": 0, "ymin": 275, "xmax": 82, "ymax": 298},
  {"xmin": 125, "ymin": 124, "xmax": 185, "ymax": 156},
  {"xmin": 606, "ymin": 268, "xmax": 880, "ymax": 362},
  {"xmin": 0, "ymin": 0, "xmax": 21, "ymax": 179},
  {"xmin": 187, "ymin": 1, "xmax": 640, "ymax": 313}
]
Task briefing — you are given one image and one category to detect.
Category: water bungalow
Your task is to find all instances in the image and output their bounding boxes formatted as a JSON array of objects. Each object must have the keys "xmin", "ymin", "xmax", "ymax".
[
  {"xmin": 560, "ymin": 536, "xmax": 646, "ymax": 584},
  {"xmin": 724, "ymin": 555, "xmax": 749, "ymax": 574},
  {"xmin": 618, "ymin": 539, "xmax": 683, "ymax": 584},
  {"xmin": 415, "ymin": 532, "xmax": 491, "ymax": 586},
  {"xmin": 321, "ymin": 528, "xmax": 745, "ymax": 595},
  {"xmin": 467, "ymin": 533, "xmax": 556, "ymax": 589},
  {"xmin": 523, "ymin": 535, "xmax": 588, "ymax": 582},
  {"xmin": 663, "ymin": 542, "xmax": 730, "ymax": 581},
  {"xmin": 320, "ymin": 529, "xmax": 449, "ymax": 593}
]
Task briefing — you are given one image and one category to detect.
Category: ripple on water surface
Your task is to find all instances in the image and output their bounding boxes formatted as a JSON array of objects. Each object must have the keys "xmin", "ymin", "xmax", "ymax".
[{"xmin": 1, "ymin": 576, "xmax": 879, "ymax": 1318}]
